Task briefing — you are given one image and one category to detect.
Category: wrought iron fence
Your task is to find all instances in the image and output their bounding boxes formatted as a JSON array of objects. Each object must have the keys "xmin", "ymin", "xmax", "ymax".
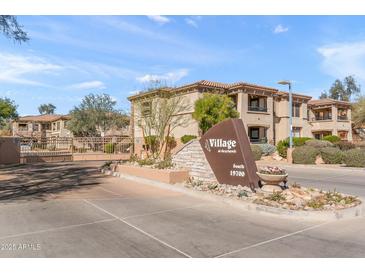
[{"xmin": 20, "ymin": 136, "xmax": 132, "ymax": 154}]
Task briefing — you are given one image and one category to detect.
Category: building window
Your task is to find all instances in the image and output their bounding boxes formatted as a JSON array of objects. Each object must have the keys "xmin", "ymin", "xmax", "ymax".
[
  {"xmin": 141, "ymin": 101, "xmax": 152, "ymax": 116},
  {"xmin": 42, "ymin": 123, "xmax": 50, "ymax": 130},
  {"xmin": 248, "ymin": 95, "xmax": 267, "ymax": 112},
  {"xmin": 314, "ymin": 109, "xmax": 332, "ymax": 120},
  {"xmin": 19, "ymin": 123, "xmax": 28, "ymax": 131},
  {"xmin": 338, "ymin": 131, "xmax": 348, "ymax": 140},
  {"xmin": 338, "ymin": 108, "xmax": 348, "ymax": 120},
  {"xmin": 292, "ymin": 127, "xmax": 301, "ymax": 137},
  {"xmin": 57, "ymin": 122, "xmax": 60, "ymax": 131},
  {"xmin": 292, "ymin": 103, "xmax": 301, "ymax": 117},
  {"xmin": 33, "ymin": 123, "xmax": 39, "ymax": 131}
]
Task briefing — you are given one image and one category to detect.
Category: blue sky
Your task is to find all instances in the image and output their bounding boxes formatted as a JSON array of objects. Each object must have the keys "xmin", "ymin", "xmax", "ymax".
[{"xmin": 1, "ymin": 15, "xmax": 365, "ymax": 115}]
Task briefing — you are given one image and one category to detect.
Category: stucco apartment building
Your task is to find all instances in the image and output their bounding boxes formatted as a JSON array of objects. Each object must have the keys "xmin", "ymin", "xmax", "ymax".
[
  {"xmin": 128, "ymin": 80, "xmax": 353, "ymax": 154},
  {"xmin": 12, "ymin": 114, "xmax": 131, "ymax": 138},
  {"xmin": 12, "ymin": 114, "xmax": 72, "ymax": 138}
]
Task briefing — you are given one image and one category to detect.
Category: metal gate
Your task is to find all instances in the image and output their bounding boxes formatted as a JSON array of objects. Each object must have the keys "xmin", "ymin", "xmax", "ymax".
[{"xmin": 20, "ymin": 137, "xmax": 132, "ymax": 163}]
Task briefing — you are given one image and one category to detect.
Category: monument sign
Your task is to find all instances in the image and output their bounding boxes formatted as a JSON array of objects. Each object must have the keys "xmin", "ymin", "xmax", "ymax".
[{"xmin": 199, "ymin": 119, "xmax": 259, "ymax": 189}]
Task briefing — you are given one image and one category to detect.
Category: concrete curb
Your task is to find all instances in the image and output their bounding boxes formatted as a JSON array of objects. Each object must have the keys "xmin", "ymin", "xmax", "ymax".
[
  {"xmin": 257, "ymin": 161, "xmax": 365, "ymax": 172},
  {"xmin": 101, "ymin": 169, "xmax": 364, "ymax": 221}
]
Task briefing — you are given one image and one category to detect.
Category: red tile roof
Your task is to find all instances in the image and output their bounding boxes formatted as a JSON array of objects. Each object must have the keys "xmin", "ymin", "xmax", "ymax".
[
  {"xmin": 18, "ymin": 114, "xmax": 71, "ymax": 123},
  {"xmin": 308, "ymin": 98, "xmax": 351, "ymax": 107}
]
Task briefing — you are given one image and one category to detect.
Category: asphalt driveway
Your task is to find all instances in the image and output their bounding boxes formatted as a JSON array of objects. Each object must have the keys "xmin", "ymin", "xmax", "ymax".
[{"xmin": 0, "ymin": 162, "xmax": 365, "ymax": 258}]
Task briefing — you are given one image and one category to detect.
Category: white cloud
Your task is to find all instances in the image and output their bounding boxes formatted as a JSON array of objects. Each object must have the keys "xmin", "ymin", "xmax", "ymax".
[
  {"xmin": 185, "ymin": 16, "xmax": 202, "ymax": 28},
  {"xmin": 147, "ymin": 15, "xmax": 170, "ymax": 25},
  {"xmin": 68, "ymin": 80, "xmax": 106, "ymax": 90},
  {"xmin": 274, "ymin": 24, "xmax": 289, "ymax": 34},
  {"xmin": 317, "ymin": 41, "xmax": 365, "ymax": 81},
  {"xmin": 0, "ymin": 53, "xmax": 62, "ymax": 86},
  {"xmin": 185, "ymin": 18, "xmax": 198, "ymax": 28},
  {"xmin": 136, "ymin": 69, "xmax": 189, "ymax": 84}
]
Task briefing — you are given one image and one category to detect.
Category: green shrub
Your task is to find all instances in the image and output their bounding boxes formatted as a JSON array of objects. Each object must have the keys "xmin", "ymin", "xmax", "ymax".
[
  {"xmin": 323, "ymin": 135, "xmax": 341, "ymax": 143},
  {"xmin": 292, "ymin": 137, "xmax": 313, "ymax": 146},
  {"xmin": 192, "ymin": 93, "xmax": 239, "ymax": 134},
  {"xmin": 335, "ymin": 140, "xmax": 355, "ymax": 151},
  {"xmin": 250, "ymin": 145, "xmax": 262, "ymax": 161},
  {"xmin": 320, "ymin": 147, "xmax": 344, "ymax": 164},
  {"xmin": 277, "ymin": 139, "xmax": 289, "ymax": 158},
  {"xmin": 343, "ymin": 149, "xmax": 365, "ymax": 167},
  {"xmin": 104, "ymin": 143, "xmax": 115, "ymax": 154},
  {"xmin": 155, "ymin": 157, "xmax": 174, "ymax": 169},
  {"xmin": 276, "ymin": 137, "xmax": 312, "ymax": 158},
  {"xmin": 181, "ymin": 135, "xmax": 197, "ymax": 144},
  {"xmin": 165, "ymin": 136, "xmax": 177, "ymax": 151},
  {"xmin": 258, "ymin": 143, "xmax": 276, "ymax": 156},
  {"xmin": 137, "ymin": 158, "xmax": 155, "ymax": 166},
  {"xmin": 292, "ymin": 146, "xmax": 319, "ymax": 164},
  {"xmin": 144, "ymin": 135, "xmax": 159, "ymax": 154},
  {"xmin": 305, "ymin": 139, "xmax": 333, "ymax": 148}
]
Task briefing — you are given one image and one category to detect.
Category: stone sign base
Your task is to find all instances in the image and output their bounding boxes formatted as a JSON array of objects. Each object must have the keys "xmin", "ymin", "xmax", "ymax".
[{"xmin": 172, "ymin": 140, "xmax": 217, "ymax": 182}]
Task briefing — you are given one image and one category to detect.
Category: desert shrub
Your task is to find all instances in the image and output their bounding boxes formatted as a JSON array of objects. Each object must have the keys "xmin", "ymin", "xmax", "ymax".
[
  {"xmin": 250, "ymin": 145, "xmax": 262, "ymax": 161},
  {"xmin": 104, "ymin": 143, "xmax": 115, "ymax": 154},
  {"xmin": 335, "ymin": 140, "xmax": 355, "ymax": 151},
  {"xmin": 343, "ymin": 149, "xmax": 365, "ymax": 167},
  {"xmin": 144, "ymin": 135, "xmax": 159, "ymax": 154},
  {"xmin": 137, "ymin": 158, "xmax": 155, "ymax": 166},
  {"xmin": 165, "ymin": 136, "xmax": 177, "ymax": 151},
  {"xmin": 129, "ymin": 154, "xmax": 138, "ymax": 162},
  {"xmin": 305, "ymin": 139, "xmax": 333, "ymax": 148},
  {"xmin": 323, "ymin": 135, "xmax": 341, "ymax": 143},
  {"xmin": 155, "ymin": 157, "xmax": 174, "ymax": 169},
  {"xmin": 276, "ymin": 139, "xmax": 289, "ymax": 158},
  {"xmin": 292, "ymin": 146, "xmax": 319, "ymax": 164},
  {"xmin": 320, "ymin": 147, "xmax": 344, "ymax": 164},
  {"xmin": 258, "ymin": 143, "xmax": 276, "ymax": 156},
  {"xmin": 292, "ymin": 137, "xmax": 313, "ymax": 146},
  {"xmin": 276, "ymin": 137, "xmax": 312, "ymax": 158},
  {"xmin": 181, "ymin": 135, "xmax": 197, "ymax": 144}
]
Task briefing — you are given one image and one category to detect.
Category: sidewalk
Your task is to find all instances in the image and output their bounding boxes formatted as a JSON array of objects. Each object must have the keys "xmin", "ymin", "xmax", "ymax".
[{"xmin": 256, "ymin": 159, "xmax": 365, "ymax": 172}]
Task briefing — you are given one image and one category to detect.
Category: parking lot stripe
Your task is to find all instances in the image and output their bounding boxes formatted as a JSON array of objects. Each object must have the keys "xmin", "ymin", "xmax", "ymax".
[
  {"xmin": 83, "ymin": 199, "xmax": 192, "ymax": 258},
  {"xmin": 215, "ymin": 221, "xmax": 332, "ymax": 258},
  {"xmin": 122, "ymin": 203, "xmax": 208, "ymax": 220},
  {"xmin": 0, "ymin": 218, "xmax": 116, "ymax": 240}
]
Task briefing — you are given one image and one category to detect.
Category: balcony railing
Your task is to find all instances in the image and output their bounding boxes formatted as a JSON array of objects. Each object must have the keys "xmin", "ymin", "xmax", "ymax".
[
  {"xmin": 313, "ymin": 116, "xmax": 332, "ymax": 121},
  {"xmin": 250, "ymin": 137, "xmax": 268, "ymax": 144},
  {"xmin": 248, "ymin": 105, "xmax": 267, "ymax": 112},
  {"xmin": 337, "ymin": 115, "xmax": 348, "ymax": 121}
]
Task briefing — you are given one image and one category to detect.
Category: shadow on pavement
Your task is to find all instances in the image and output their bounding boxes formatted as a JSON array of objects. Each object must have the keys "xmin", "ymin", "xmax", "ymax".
[{"xmin": 0, "ymin": 162, "xmax": 105, "ymax": 202}]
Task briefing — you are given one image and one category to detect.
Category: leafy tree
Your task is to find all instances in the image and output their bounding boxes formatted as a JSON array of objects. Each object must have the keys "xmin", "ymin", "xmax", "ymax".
[
  {"xmin": 352, "ymin": 96, "xmax": 365, "ymax": 128},
  {"xmin": 192, "ymin": 93, "xmax": 239, "ymax": 134},
  {"xmin": 320, "ymin": 76, "xmax": 361, "ymax": 101},
  {"xmin": 38, "ymin": 103, "xmax": 56, "ymax": 115},
  {"xmin": 0, "ymin": 15, "xmax": 29, "ymax": 43},
  {"xmin": 135, "ymin": 92, "xmax": 190, "ymax": 159},
  {"xmin": 0, "ymin": 97, "xmax": 18, "ymax": 130},
  {"xmin": 68, "ymin": 93, "xmax": 128, "ymax": 137}
]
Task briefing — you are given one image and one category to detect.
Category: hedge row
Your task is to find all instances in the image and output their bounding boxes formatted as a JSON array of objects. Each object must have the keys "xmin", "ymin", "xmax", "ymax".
[{"xmin": 292, "ymin": 145, "xmax": 365, "ymax": 167}]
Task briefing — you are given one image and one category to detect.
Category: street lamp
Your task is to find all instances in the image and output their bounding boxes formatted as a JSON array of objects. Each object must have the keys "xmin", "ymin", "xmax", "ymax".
[{"xmin": 278, "ymin": 80, "xmax": 293, "ymax": 150}]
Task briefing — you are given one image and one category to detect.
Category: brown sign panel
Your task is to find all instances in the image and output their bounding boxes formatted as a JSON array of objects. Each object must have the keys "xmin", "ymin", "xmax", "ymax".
[{"xmin": 199, "ymin": 118, "xmax": 259, "ymax": 189}]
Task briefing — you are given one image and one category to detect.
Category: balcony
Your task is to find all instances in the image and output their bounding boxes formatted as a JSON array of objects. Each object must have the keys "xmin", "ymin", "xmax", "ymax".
[
  {"xmin": 249, "ymin": 137, "xmax": 268, "ymax": 144},
  {"xmin": 312, "ymin": 116, "xmax": 332, "ymax": 121},
  {"xmin": 337, "ymin": 115, "xmax": 348, "ymax": 121},
  {"xmin": 248, "ymin": 105, "xmax": 267, "ymax": 112}
]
